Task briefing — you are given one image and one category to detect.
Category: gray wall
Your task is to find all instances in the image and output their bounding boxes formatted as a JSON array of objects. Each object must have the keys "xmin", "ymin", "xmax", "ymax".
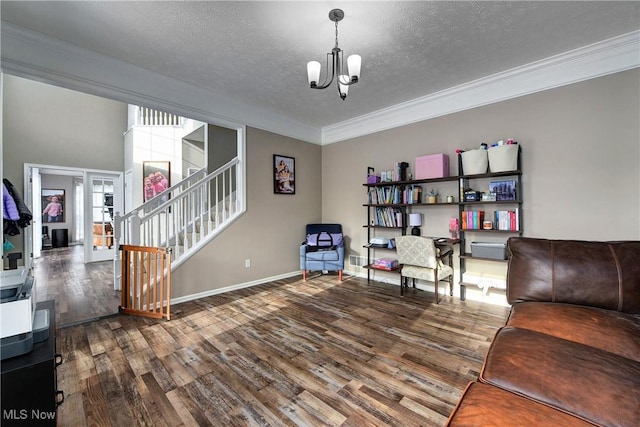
[
  {"xmin": 3, "ymin": 74, "xmax": 127, "ymax": 259},
  {"xmin": 208, "ymin": 124, "xmax": 237, "ymax": 172},
  {"xmin": 322, "ymin": 69, "xmax": 640, "ymax": 281},
  {"xmin": 3, "ymin": 75, "xmax": 126, "ymax": 180},
  {"xmin": 171, "ymin": 127, "xmax": 322, "ymax": 298}
]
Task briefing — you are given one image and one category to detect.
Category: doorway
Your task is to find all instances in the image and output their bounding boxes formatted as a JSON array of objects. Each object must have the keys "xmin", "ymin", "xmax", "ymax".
[{"xmin": 26, "ymin": 164, "xmax": 122, "ymax": 265}]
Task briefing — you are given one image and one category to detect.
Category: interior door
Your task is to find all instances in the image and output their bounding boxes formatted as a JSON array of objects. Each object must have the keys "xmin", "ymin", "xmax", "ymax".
[
  {"xmin": 84, "ymin": 172, "xmax": 122, "ymax": 263},
  {"xmin": 29, "ymin": 167, "xmax": 42, "ymax": 263},
  {"xmin": 24, "ymin": 165, "xmax": 42, "ymax": 268}
]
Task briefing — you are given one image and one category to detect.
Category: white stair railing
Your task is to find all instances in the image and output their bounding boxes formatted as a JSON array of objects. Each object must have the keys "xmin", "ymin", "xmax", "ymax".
[{"xmin": 113, "ymin": 158, "xmax": 241, "ymax": 290}]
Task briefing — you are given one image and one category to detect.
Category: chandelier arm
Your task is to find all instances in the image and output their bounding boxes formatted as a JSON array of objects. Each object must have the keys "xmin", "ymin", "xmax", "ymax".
[{"xmin": 311, "ymin": 52, "xmax": 336, "ymax": 90}]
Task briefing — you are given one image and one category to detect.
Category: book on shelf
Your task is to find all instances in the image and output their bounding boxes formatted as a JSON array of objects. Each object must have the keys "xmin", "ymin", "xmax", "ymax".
[
  {"xmin": 373, "ymin": 258, "xmax": 399, "ymax": 270},
  {"xmin": 489, "ymin": 180, "xmax": 517, "ymax": 201},
  {"xmin": 460, "ymin": 178, "xmax": 469, "ymax": 201}
]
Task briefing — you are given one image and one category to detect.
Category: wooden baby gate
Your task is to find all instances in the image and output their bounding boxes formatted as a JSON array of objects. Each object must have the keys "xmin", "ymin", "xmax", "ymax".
[{"xmin": 119, "ymin": 245, "xmax": 172, "ymax": 320}]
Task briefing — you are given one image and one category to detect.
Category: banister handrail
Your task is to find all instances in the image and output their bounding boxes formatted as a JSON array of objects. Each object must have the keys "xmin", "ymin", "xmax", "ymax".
[
  {"xmin": 119, "ymin": 167, "xmax": 207, "ymax": 223},
  {"xmin": 143, "ymin": 158, "xmax": 239, "ymax": 220}
]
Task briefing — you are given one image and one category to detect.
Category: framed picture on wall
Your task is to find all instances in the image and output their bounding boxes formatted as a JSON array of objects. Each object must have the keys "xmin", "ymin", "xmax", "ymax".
[
  {"xmin": 42, "ymin": 189, "xmax": 65, "ymax": 223},
  {"xmin": 143, "ymin": 161, "xmax": 171, "ymax": 202},
  {"xmin": 273, "ymin": 154, "xmax": 295, "ymax": 194}
]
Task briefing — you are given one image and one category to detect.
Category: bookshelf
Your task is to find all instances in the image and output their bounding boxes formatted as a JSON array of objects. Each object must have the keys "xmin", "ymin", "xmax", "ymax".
[
  {"xmin": 457, "ymin": 147, "xmax": 523, "ymax": 300},
  {"xmin": 363, "ymin": 174, "xmax": 459, "ymax": 281}
]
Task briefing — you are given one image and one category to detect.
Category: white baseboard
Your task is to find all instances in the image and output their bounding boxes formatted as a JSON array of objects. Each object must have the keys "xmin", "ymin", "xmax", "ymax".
[{"xmin": 170, "ymin": 270, "xmax": 301, "ymax": 306}]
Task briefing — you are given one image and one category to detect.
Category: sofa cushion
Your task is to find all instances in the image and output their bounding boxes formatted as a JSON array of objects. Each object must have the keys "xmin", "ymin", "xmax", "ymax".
[
  {"xmin": 305, "ymin": 249, "xmax": 340, "ymax": 261},
  {"xmin": 507, "ymin": 238, "xmax": 640, "ymax": 314},
  {"xmin": 507, "ymin": 302, "xmax": 640, "ymax": 363},
  {"xmin": 446, "ymin": 382, "xmax": 594, "ymax": 427},
  {"xmin": 479, "ymin": 327, "xmax": 640, "ymax": 427}
]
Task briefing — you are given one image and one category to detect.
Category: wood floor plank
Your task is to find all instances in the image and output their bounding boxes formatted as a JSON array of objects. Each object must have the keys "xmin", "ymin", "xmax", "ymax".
[
  {"xmin": 164, "ymin": 388, "xmax": 201, "ymax": 427},
  {"xmin": 82, "ymin": 373, "xmax": 113, "ymax": 427},
  {"xmin": 48, "ymin": 271, "xmax": 509, "ymax": 426}
]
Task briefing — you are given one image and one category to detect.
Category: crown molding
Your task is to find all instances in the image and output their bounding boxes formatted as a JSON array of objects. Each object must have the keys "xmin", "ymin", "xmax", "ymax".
[
  {"xmin": 321, "ymin": 30, "xmax": 640, "ymax": 145},
  {"xmin": 2, "ymin": 23, "xmax": 637, "ymax": 146},
  {"xmin": 0, "ymin": 22, "xmax": 322, "ymax": 144}
]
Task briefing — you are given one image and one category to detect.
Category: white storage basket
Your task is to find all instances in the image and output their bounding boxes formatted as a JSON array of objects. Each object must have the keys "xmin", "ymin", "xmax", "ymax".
[
  {"xmin": 460, "ymin": 149, "xmax": 488, "ymax": 175},
  {"xmin": 488, "ymin": 145, "xmax": 519, "ymax": 172}
]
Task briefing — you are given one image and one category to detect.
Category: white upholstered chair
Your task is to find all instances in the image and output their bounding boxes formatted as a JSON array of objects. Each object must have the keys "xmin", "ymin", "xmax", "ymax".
[{"xmin": 394, "ymin": 235, "xmax": 454, "ymax": 303}]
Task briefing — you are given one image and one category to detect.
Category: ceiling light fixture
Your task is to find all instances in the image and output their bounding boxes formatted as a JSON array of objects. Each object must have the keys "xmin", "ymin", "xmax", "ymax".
[{"xmin": 307, "ymin": 9, "xmax": 361, "ymax": 100}]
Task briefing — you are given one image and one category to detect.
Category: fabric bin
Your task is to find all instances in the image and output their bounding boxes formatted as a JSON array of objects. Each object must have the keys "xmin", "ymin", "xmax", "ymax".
[
  {"xmin": 471, "ymin": 242, "xmax": 507, "ymax": 260},
  {"xmin": 488, "ymin": 145, "xmax": 519, "ymax": 172},
  {"xmin": 415, "ymin": 154, "xmax": 449, "ymax": 179},
  {"xmin": 460, "ymin": 149, "xmax": 488, "ymax": 175}
]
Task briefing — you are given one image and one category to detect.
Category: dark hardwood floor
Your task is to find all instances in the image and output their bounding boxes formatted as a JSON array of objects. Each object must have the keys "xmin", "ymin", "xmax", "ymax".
[
  {"xmin": 34, "ymin": 245, "xmax": 120, "ymax": 326},
  {"xmin": 55, "ymin": 273, "xmax": 510, "ymax": 426}
]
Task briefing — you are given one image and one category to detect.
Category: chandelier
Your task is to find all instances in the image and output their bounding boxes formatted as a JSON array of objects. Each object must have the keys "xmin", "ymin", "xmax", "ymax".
[{"xmin": 306, "ymin": 9, "xmax": 361, "ymax": 100}]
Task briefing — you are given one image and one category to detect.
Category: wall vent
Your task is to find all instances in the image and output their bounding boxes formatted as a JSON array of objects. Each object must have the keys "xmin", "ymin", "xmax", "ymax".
[{"xmin": 349, "ymin": 255, "xmax": 367, "ymax": 267}]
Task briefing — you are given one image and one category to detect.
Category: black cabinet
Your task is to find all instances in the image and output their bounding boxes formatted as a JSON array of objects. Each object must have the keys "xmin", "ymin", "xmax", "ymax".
[
  {"xmin": 1, "ymin": 300, "xmax": 63, "ymax": 426},
  {"xmin": 51, "ymin": 229, "xmax": 68, "ymax": 248}
]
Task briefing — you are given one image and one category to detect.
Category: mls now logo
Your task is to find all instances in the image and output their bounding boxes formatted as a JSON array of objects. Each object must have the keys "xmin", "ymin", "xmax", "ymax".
[{"xmin": 3, "ymin": 409, "xmax": 56, "ymax": 420}]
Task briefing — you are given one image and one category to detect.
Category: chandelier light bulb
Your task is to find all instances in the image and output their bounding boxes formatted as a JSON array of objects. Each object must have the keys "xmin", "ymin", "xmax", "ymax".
[
  {"xmin": 307, "ymin": 61, "xmax": 321, "ymax": 87},
  {"xmin": 347, "ymin": 54, "xmax": 361, "ymax": 82},
  {"xmin": 338, "ymin": 74, "xmax": 350, "ymax": 98}
]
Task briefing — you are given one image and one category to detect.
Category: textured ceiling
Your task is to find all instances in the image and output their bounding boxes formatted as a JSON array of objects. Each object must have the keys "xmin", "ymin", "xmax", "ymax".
[{"xmin": 1, "ymin": 1, "xmax": 639, "ymax": 128}]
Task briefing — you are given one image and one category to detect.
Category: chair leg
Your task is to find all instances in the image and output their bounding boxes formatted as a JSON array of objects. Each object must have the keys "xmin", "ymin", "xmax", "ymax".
[
  {"xmin": 303, "ymin": 270, "xmax": 307, "ymax": 281},
  {"xmin": 449, "ymin": 275, "xmax": 454, "ymax": 296},
  {"xmin": 433, "ymin": 267, "xmax": 440, "ymax": 304},
  {"xmin": 400, "ymin": 275, "xmax": 404, "ymax": 296},
  {"xmin": 339, "ymin": 270, "xmax": 343, "ymax": 281}
]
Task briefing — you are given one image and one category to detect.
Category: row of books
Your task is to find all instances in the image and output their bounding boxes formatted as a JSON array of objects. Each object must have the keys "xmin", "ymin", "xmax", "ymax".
[
  {"xmin": 367, "ymin": 185, "xmax": 423, "ymax": 204},
  {"xmin": 461, "ymin": 210, "xmax": 485, "ymax": 230},
  {"xmin": 373, "ymin": 207, "xmax": 403, "ymax": 227},
  {"xmin": 493, "ymin": 210, "xmax": 520, "ymax": 231},
  {"xmin": 461, "ymin": 210, "xmax": 520, "ymax": 230},
  {"xmin": 368, "ymin": 186, "xmax": 402, "ymax": 204}
]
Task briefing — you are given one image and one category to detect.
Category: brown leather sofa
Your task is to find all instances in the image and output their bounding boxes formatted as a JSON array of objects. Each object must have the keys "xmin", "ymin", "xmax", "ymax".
[{"xmin": 447, "ymin": 237, "xmax": 640, "ymax": 427}]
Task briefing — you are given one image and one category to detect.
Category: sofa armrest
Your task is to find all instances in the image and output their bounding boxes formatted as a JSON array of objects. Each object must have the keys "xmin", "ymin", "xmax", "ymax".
[{"xmin": 506, "ymin": 237, "xmax": 640, "ymax": 313}]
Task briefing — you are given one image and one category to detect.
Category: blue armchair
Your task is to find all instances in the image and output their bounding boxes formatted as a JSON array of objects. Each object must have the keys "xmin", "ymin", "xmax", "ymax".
[{"xmin": 300, "ymin": 223, "xmax": 345, "ymax": 281}]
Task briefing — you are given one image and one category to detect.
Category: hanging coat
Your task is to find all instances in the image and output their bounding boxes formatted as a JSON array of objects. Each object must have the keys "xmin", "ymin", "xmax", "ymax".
[
  {"xmin": 3, "ymin": 183, "xmax": 20, "ymax": 221},
  {"xmin": 2, "ymin": 178, "xmax": 32, "ymax": 228}
]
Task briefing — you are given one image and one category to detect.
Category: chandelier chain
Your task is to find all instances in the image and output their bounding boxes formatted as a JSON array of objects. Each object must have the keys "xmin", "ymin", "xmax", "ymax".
[{"xmin": 335, "ymin": 20, "xmax": 339, "ymax": 49}]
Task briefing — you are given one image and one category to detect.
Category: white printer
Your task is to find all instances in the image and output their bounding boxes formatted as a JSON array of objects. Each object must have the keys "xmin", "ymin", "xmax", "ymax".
[{"xmin": 0, "ymin": 268, "xmax": 50, "ymax": 360}]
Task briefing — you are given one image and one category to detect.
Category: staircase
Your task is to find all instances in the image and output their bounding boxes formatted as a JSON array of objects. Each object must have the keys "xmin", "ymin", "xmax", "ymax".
[{"xmin": 113, "ymin": 158, "xmax": 243, "ymax": 290}]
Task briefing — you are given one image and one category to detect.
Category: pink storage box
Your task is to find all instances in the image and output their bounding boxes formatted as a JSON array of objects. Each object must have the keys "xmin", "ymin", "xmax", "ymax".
[{"xmin": 415, "ymin": 154, "xmax": 449, "ymax": 179}]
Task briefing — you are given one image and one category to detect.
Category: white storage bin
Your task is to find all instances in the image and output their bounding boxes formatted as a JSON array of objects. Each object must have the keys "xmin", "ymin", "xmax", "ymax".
[
  {"xmin": 488, "ymin": 145, "xmax": 519, "ymax": 172},
  {"xmin": 460, "ymin": 149, "xmax": 488, "ymax": 175}
]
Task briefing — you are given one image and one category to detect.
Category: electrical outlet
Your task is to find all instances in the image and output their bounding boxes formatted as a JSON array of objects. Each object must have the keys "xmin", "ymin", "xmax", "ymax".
[{"xmin": 245, "ymin": 259, "xmax": 251, "ymax": 268}]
